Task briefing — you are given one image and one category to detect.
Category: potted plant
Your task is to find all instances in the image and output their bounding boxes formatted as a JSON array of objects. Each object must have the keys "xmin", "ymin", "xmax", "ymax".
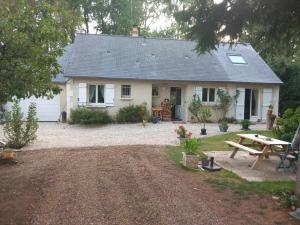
[
  {"xmin": 182, "ymin": 138, "xmax": 200, "ymax": 168},
  {"xmin": 216, "ymin": 89, "xmax": 239, "ymax": 132},
  {"xmin": 1, "ymin": 149, "xmax": 16, "ymax": 160},
  {"xmin": 175, "ymin": 125, "xmax": 192, "ymax": 144},
  {"xmin": 199, "ymin": 107, "xmax": 212, "ymax": 135},
  {"xmin": 219, "ymin": 120, "xmax": 229, "ymax": 132},
  {"xmin": 241, "ymin": 119, "xmax": 251, "ymax": 130}
]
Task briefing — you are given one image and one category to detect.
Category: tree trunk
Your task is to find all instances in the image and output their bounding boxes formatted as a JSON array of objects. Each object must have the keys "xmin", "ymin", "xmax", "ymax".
[
  {"xmin": 296, "ymin": 149, "xmax": 300, "ymax": 199},
  {"xmin": 83, "ymin": 9, "xmax": 89, "ymax": 34}
]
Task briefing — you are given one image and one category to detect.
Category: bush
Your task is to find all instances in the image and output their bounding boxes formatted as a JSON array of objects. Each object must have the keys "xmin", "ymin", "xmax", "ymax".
[
  {"xmin": 116, "ymin": 104, "xmax": 149, "ymax": 123},
  {"xmin": 273, "ymin": 106, "xmax": 300, "ymax": 141},
  {"xmin": 4, "ymin": 102, "xmax": 38, "ymax": 149},
  {"xmin": 70, "ymin": 108, "xmax": 113, "ymax": 125}
]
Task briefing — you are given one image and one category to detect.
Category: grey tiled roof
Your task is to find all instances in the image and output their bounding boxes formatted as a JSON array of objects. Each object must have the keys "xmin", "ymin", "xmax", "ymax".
[{"xmin": 58, "ymin": 33, "xmax": 282, "ymax": 84}]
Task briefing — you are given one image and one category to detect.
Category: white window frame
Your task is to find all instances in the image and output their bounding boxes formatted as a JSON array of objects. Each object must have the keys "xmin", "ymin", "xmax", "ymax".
[
  {"xmin": 152, "ymin": 86, "xmax": 159, "ymax": 97},
  {"xmin": 121, "ymin": 84, "xmax": 131, "ymax": 99},
  {"xmin": 202, "ymin": 88, "xmax": 216, "ymax": 103},
  {"xmin": 87, "ymin": 84, "xmax": 106, "ymax": 106}
]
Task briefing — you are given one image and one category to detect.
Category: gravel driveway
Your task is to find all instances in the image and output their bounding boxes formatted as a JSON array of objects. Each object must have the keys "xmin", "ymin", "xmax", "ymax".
[
  {"xmin": 0, "ymin": 146, "xmax": 296, "ymax": 225},
  {"xmin": 0, "ymin": 122, "xmax": 266, "ymax": 150}
]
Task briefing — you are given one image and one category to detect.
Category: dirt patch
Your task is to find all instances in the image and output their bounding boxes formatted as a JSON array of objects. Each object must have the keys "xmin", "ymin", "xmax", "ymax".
[{"xmin": 0, "ymin": 146, "xmax": 297, "ymax": 225}]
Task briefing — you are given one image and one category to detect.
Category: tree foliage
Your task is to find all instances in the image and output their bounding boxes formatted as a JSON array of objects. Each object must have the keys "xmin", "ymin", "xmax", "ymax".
[
  {"xmin": 172, "ymin": 0, "xmax": 300, "ymax": 58},
  {"xmin": 0, "ymin": 0, "xmax": 81, "ymax": 104},
  {"xmin": 268, "ymin": 57, "xmax": 300, "ymax": 114}
]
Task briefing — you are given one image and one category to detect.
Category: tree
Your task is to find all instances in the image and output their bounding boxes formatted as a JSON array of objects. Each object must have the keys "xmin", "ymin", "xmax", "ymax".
[
  {"xmin": 268, "ymin": 57, "xmax": 300, "ymax": 114},
  {"xmin": 0, "ymin": 0, "xmax": 80, "ymax": 105},
  {"xmin": 93, "ymin": 0, "xmax": 144, "ymax": 35},
  {"xmin": 172, "ymin": 0, "xmax": 300, "ymax": 58}
]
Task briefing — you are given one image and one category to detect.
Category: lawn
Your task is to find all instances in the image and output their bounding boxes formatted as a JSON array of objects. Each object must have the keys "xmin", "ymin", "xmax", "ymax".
[{"xmin": 165, "ymin": 130, "xmax": 296, "ymax": 203}]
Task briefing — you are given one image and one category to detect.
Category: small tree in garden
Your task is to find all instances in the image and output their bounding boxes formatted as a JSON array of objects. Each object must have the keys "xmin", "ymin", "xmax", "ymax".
[
  {"xmin": 4, "ymin": 102, "xmax": 38, "ymax": 149},
  {"xmin": 199, "ymin": 108, "xmax": 212, "ymax": 129},
  {"xmin": 217, "ymin": 89, "xmax": 239, "ymax": 120},
  {"xmin": 188, "ymin": 94, "xmax": 202, "ymax": 122}
]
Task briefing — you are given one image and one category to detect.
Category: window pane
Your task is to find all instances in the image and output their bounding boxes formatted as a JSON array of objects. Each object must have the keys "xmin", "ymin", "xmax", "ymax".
[
  {"xmin": 251, "ymin": 89, "xmax": 258, "ymax": 116},
  {"xmin": 89, "ymin": 85, "xmax": 96, "ymax": 103},
  {"xmin": 152, "ymin": 87, "xmax": 159, "ymax": 96},
  {"xmin": 209, "ymin": 88, "xmax": 215, "ymax": 102},
  {"xmin": 202, "ymin": 88, "xmax": 208, "ymax": 102},
  {"xmin": 228, "ymin": 55, "xmax": 247, "ymax": 64},
  {"xmin": 176, "ymin": 88, "xmax": 181, "ymax": 105},
  {"xmin": 122, "ymin": 85, "xmax": 131, "ymax": 97},
  {"xmin": 98, "ymin": 85, "xmax": 104, "ymax": 103}
]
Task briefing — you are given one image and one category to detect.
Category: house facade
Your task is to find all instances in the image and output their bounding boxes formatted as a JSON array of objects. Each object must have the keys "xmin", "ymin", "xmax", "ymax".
[{"xmin": 6, "ymin": 33, "xmax": 282, "ymax": 122}]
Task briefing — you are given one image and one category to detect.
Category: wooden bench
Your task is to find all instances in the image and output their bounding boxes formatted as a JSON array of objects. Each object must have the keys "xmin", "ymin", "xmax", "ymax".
[{"xmin": 225, "ymin": 141, "xmax": 263, "ymax": 158}]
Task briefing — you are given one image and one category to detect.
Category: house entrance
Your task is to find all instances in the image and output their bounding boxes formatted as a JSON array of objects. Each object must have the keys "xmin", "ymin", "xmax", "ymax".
[
  {"xmin": 244, "ymin": 89, "xmax": 259, "ymax": 121},
  {"xmin": 170, "ymin": 87, "xmax": 182, "ymax": 120}
]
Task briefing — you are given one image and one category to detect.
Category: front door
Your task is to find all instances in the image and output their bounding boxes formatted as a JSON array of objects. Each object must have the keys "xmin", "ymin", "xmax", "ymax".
[
  {"xmin": 170, "ymin": 87, "xmax": 182, "ymax": 120},
  {"xmin": 244, "ymin": 88, "xmax": 259, "ymax": 121}
]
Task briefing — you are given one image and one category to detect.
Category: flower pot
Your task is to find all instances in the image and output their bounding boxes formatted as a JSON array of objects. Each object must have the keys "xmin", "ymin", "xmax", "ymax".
[
  {"xmin": 1, "ymin": 151, "xmax": 16, "ymax": 160},
  {"xmin": 182, "ymin": 152, "xmax": 199, "ymax": 168},
  {"xmin": 178, "ymin": 137, "xmax": 187, "ymax": 144},
  {"xmin": 200, "ymin": 128, "xmax": 207, "ymax": 135},
  {"xmin": 201, "ymin": 159, "xmax": 209, "ymax": 168},
  {"xmin": 242, "ymin": 124, "xmax": 249, "ymax": 130},
  {"xmin": 219, "ymin": 124, "xmax": 228, "ymax": 132}
]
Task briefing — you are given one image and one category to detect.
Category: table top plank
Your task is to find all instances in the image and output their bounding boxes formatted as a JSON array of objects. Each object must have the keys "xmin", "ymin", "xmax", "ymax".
[{"xmin": 237, "ymin": 134, "xmax": 290, "ymax": 146}]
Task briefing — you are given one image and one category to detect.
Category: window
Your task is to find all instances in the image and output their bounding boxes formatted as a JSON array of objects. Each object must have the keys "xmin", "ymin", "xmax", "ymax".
[
  {"xmin": 88, "ymin": 85, "xmax": 104, "ymax": 104},
  {"xmin": 121, "ymin": 85, "xmax": 131, "ymax": 98},
  {"xmin": 152, "ymin": 87, "xmax": 159, "ymax": 97},
  {"xmin": 228, "ymin": 54, "xmax": 247, "ymax": 64},
  {"xmin": 202, "ymin": 88, "xmax": 215, "ymax": 103}
]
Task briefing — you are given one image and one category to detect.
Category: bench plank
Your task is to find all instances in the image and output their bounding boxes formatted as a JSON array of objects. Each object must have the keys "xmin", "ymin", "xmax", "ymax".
[{"xmin": 225, "ymin": 141, "xmax": 262, "ymax": 155}]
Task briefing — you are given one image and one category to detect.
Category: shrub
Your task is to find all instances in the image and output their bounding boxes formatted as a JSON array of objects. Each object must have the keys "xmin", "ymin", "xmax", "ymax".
[
  {"xmin": 188, "ymin": 95, "xmax": 202, "ymax": 122},
  {"xmin": 4, "ymin": 102, "xmax": 38, "ymax": 149},
  {"xmin": 70, "ymin": 108, "xmax": 113, "ymax": 125},
  {"xmin": 241, "ymin": 119, "xmax": 251, "ymax": 130},
  {"xmin": 273, "ymin": 106, "xmax": 300, "ymax": 141},
  {"xmin": 116, "ymin": 104, "xmax": 149, "ymax": 123}
]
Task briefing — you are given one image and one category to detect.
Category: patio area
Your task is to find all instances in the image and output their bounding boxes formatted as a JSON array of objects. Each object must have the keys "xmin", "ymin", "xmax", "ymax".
[{"xmin": 206, "ymin": 151, "xmax": 296, "ymax": 182}]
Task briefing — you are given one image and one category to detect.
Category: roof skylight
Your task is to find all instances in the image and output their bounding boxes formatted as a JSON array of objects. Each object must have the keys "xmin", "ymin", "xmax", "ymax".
[{"xmin": 228, "ymin": 54, "xmax": 247, "ymax": 64}]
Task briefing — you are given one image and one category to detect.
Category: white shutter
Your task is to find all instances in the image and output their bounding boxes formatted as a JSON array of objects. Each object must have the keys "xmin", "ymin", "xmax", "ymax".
[
  {"xmin": 262, "ymin": 88, "xmax": 273, "ymax": 120},
  {"xmin": 78, "ymin": 83, "xmax": 87, "ymax": 106},
  {"xmin": 105, "ymin": 84, "xmax": 114, "ymax": 106},
  {"xmin": 235, "ymin": 88, "xmax": 245, "ymax": 120},
  {"xmin": 194, "ymin": 87, "xmax": 202, "ymax": 100}
]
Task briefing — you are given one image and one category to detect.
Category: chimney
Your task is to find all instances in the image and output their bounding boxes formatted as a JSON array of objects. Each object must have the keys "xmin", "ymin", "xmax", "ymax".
[{"xmin": 131, "ymin": 26, "xmax": 139, "ymax": 37}]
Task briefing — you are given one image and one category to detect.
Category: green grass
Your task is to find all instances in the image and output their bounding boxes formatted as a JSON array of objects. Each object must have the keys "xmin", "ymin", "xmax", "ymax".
[{"xmin": 165, "ymin": 130, "xmax": 296, "ymax": 199}]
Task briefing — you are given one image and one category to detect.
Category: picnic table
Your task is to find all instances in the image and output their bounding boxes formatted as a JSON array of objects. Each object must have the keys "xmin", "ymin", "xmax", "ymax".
[{"xmin": 225, "ymin": 134, "xmax": 290, "ymax": 169}]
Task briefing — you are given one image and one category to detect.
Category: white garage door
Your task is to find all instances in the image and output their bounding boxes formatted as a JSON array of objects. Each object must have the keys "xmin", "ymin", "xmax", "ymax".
[{"xmin": 6, "ymin": 95, "xmax": 61, "ymax": 121}]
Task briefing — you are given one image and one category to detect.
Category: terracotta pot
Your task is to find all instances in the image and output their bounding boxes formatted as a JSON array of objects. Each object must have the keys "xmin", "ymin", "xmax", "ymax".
[
  {"xmin": 182, "ymin": 152, "xmax": 199, "ymax": 168},
  {"xmin": 1, "ymin": 151, "xmax": 16, "ymax": 160}
]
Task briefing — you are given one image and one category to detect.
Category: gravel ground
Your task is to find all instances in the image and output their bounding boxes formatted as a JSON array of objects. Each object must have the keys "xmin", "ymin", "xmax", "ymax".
[
  {"xmin": 0, "ymin": 146, "xmax": 296, "ymax": 225},
  {"xmin": 0, "ymin": 122, "xmax": 266, "ymax": 150}
]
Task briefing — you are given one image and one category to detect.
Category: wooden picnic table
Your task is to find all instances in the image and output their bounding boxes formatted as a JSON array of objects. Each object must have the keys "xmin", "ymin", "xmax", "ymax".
[{"xmin": 226, "ymin": 134, "xmax": 290, "ymax": 169}]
